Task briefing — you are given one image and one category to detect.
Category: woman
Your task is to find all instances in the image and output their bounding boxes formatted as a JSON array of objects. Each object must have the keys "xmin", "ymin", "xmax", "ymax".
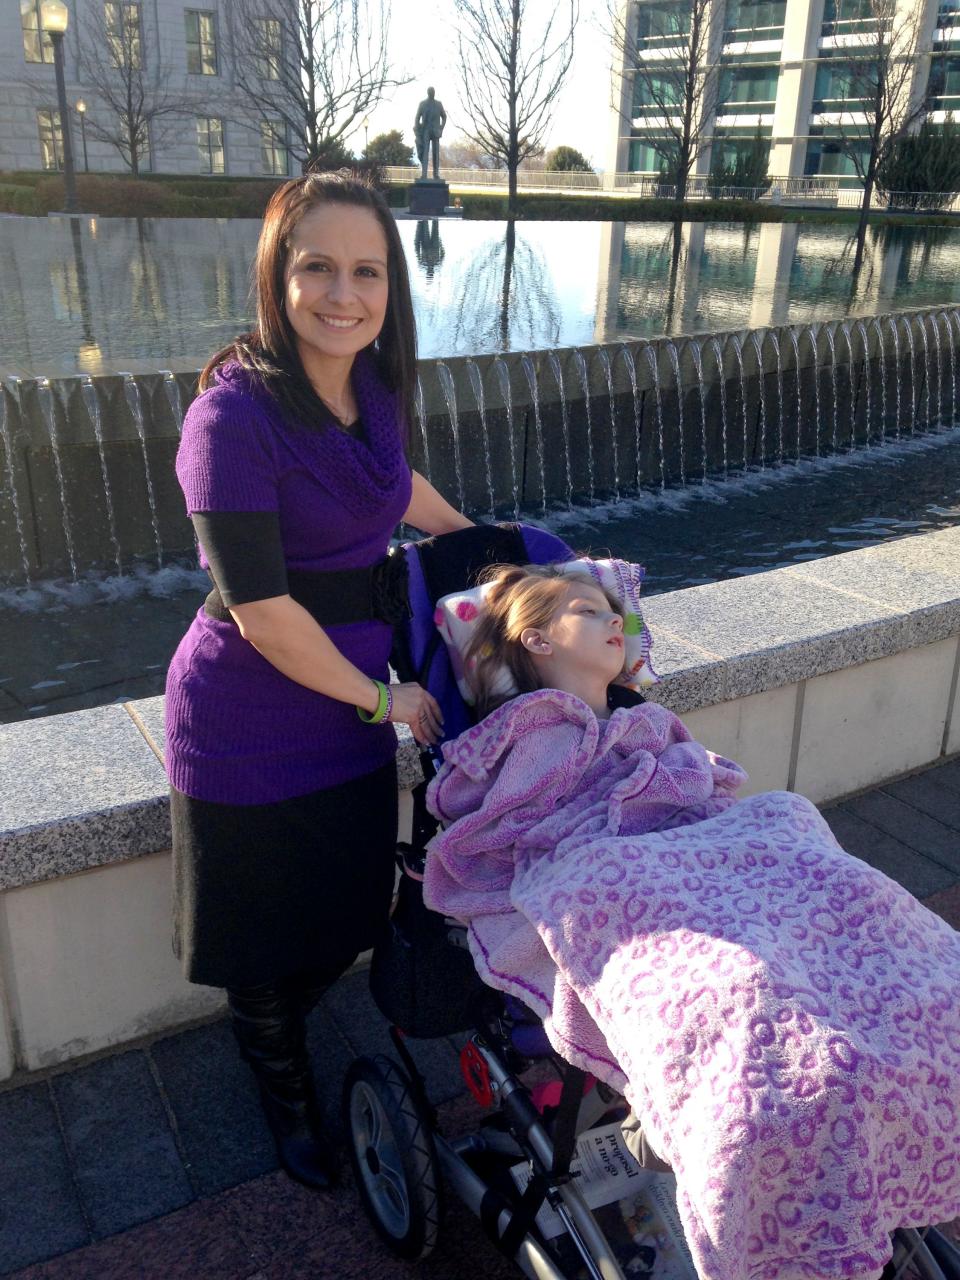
[
  {"xmin": 165, "ymin": 173, "xmax": 471, "ymax": 1190},
  {"xmin": 424, "ymin": 564, "xmax": 960, "ymax": 1280}
]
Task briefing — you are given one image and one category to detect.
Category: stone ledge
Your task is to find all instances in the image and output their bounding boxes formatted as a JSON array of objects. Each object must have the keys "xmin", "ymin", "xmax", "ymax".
[{"xmin": 2, "ymin": 525, "xmax": 960, "ymax": 894}]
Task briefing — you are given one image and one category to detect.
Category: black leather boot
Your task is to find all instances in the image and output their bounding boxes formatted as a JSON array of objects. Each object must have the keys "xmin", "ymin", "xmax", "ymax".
[{"xmin": 227, "ymin": 981, "xmax": 337, "ymax": 1190}]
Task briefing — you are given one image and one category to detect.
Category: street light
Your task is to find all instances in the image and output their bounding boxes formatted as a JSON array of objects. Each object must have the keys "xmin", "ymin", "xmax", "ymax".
[
  {"xmin": 76, "ymin": 99, "xmax": 88, "ymax": 172},
  {"xmin": 363, "ymin": 115, "xmax": 370, "ymax": 154},
  {"xmin": 40, "ymin": 0, "xmax": 79, "ymax": 214}
]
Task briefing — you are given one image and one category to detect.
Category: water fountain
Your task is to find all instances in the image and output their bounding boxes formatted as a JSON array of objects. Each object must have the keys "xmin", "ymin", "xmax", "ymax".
[{"xmin": 3, "ymin": 305, "xmax": 960, "ymax": 587}]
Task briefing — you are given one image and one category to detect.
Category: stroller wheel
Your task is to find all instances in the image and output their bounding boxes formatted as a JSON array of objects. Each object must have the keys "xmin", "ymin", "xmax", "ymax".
[{"xmin": 343, "ymin": 1054, "xmax": 443, "ymax": 1261}]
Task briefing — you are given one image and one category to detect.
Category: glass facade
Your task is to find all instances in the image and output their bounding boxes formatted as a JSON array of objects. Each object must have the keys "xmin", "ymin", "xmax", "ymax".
[
  {"xmin": 105, "ymin": 2, "xmax": 142, "ymax": 69},
  {"xmin": 255, "ymin": 17, "xmax": 282, "ymax": 80},
  {"xmin": 628, "ymin": 135, "xmax": 678, "ymax": 173},
  {"xmin": 719, "ymin": 60, "xmax": 781, "ymax": 105},
  {"xmin": 803, "ymin": 127, "xmax": 870, "ymax": 180},
  {"xmin": 197, "ymin": 117, "xmax": 225, "ymax": 173},
  {"xmin": 633, "ymin": 70, "xmax": 684, "ymax": 111},
  {"xmin": 21, "ymin": 0, "xmax": 54, "ymax": 64},
  {"xmin": 185, "ymin": 10, "xmax": 218, "ymax": 75},
  {"xmin": 37, "ymin": 108, "xmax": 63, "ymax": 170},
  {"xmin": 260, "ymin": 120, "xmax": 288, "ymax": 175},
  {"xmin": 723, "ymin": 0, "xmax": 787, "ymax": 36},
  {"xmin": 635, "ymin": 0, "xmax": 692, "ymax": 45},
  {"xmin": 928, "ymin": 52, "xmax": 960, "ymax": 105},
  {"xmin": 821, "ymin": 0, "xmax": 880, "ymax": 36},
  {"xmin": 812, "ymin": 55, "xmax": 873, "ymax": 107}
]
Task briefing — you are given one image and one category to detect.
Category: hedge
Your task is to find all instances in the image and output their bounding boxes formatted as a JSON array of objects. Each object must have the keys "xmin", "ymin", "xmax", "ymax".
[{"xmin": 0, "ymin": 183, "xmax": 41, "ymax": 215}]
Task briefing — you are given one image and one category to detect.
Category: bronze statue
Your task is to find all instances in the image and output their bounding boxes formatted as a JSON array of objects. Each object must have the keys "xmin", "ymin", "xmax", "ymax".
[{"xmin": 414, "ymin": 87, "xmax": 446, "ymax": 181}]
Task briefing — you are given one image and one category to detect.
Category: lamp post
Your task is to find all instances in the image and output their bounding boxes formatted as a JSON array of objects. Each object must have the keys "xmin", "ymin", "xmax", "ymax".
[
  {"xmin": 363, "ymin": 115, "xmax": 369, "ymax": 155},
  {"xmin": 40, "ymin": 0, "xmax": 79, "ymax": 214},
  {"xmin": 76, "ymin": 98, "xmax": 88, "ymax": 172}
]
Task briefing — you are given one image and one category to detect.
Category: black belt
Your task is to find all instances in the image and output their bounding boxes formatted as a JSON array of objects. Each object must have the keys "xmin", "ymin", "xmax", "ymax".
[{"xmin": 204, "ymin": 552, "xmax": 411, "ymax": 627}]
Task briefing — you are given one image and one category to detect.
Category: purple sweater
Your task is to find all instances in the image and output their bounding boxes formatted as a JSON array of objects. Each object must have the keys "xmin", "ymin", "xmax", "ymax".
[{"xmin": 165, "ymin": 356, "xmax": 412, "ymax": 805}]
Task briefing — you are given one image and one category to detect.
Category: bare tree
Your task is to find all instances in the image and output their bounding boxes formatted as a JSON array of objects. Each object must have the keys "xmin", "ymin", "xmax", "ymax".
[
  {"xmin": 230, "ymin": 0, "xmax": 408, "ymax": 173},
  {"xmin": 73, "ymin": 3, "xmax": 191, "ymax": 174},
  {"xmin": 454, "ymin": 0, "xmax": 578, "ymax": 213},
  {"xmin": 826, "ymin": 0, "xmax": 929, "ymax": 272},
  {"xmin": 605, "ymin": 0, "xmax": 721, "ymax": 202}
]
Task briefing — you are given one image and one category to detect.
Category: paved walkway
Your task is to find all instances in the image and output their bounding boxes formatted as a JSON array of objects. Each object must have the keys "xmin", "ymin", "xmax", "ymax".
[{"xmin": 3, "ymin": 759, "xmax": 960, "ymax": 1280}]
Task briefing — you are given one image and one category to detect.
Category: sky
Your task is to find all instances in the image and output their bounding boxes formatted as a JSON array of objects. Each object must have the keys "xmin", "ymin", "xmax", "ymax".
[{"xmin": 350, "ymin": 0, "xmax": 615, "ymax": 170}]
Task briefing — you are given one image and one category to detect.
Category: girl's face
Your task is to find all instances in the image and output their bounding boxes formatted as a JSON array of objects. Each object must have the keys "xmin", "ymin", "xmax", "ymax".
[
  {"xmin": 523, "ymin": 581, "xmax": 625, "ymax": 686},
  {"xmin": 284, "ymin": 203, "xmax": 390, "ymax": 363}
]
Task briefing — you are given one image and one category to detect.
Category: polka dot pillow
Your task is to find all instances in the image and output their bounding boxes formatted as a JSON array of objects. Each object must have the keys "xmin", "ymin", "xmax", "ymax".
[{"xmin": 433, "ymin": 558, "xmax": 659, "ymax": 706}]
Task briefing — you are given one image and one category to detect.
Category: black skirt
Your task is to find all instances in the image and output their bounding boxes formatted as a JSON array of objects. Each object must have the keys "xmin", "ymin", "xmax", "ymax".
[{"xmin": 170, "ymin": 760, "xmax": 398, "ymax": 988}]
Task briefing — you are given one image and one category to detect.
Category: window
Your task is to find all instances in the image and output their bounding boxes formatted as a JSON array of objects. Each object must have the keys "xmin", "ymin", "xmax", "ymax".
[
  {"xmin": 635, "ymin": 0, "xmax": 692, "ymax": 44},
  {"xmin": 628, "ymin": 135, "xmax": 678, "ymax": 174},
  {"xmin": 105, "ymin": 2, "xmax": 142, "ymax": 68},
  {"xmin": 254, "ymin": 17, "xmax": 282, "ymax": 80},
  {"xmin": 260, "ymin": 120, "xmax": 288, "ymax": 174},
  {"xmin": 803, "ymin": 128, "xmax": 870, "ymax": 180},
  {"xmin": 21, "ymin": 1, "xmax": 54, "ymax": 64},
  {"xmin": 633, "ymin": 72, "xmax": 684, "ymax": 112},
  {"xmin": 723, "ymin": 0, "xmax": 786, "ymax": 35},
  {"xmin": 37, "ymin": 108, "xmax": 64, "ymax": 170},
  {"xmin": 821, "ymin": 0, "xmax": 882, "ymax": 37},
  {"xmin": 719, "ymin": 61, "xmax": 780, "ymax": 105},
  {"xmin": 197, "ymin": 116, "xmax": 225, "ymax": 173},
  {"xmin": 928, "ymin": 53, "xmax": 960, "ymax": 105},
  {"xmin": 813, "ymin": 57, "xmax": 872, "ymax": 106},
  {"xmin": 185, "ymin": 10, "xmax": 218, "ymax": 74}
]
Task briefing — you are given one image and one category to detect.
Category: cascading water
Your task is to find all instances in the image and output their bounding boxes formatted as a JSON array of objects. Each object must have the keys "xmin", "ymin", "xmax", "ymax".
[
  {"xmin": 887, "ymin": 315, "xmax": 902, "ymax": 439},
  {"xmin": 871, "ymin": 317, "xmax": 887, "ymax": 443},
  {"xmin": 643, "ymin": 345, "xmax": 667, "ymax": 490},
  {"xmin": 618, "ymin": 344, "xmax": 642, "ymax": 491},
  {"xmin": 918, "ymin": 314, "xmax": 932, "ymax": 429},
  {"xmin": 805, "ymin": 325, "xmax": 822, "ymax": 456},
  {"xmin": 80, "ymin": 378, "xmax": 122, "ymax": 577},
  {"xmin": 901, "ymin": 315, "xmax": 917, "ymax": 434},
  {"xmin": 689, "ymin": 340, "xmax": 709, "ymax": 483},
  {"xmin": 951, "ymin": 312, "xmax": 960, "ymax": 425},
  {"xmin": 929, "ymin": 312, "xmax": 944, "ymax": 428},
  {"xmin": 768, "ymin": 330, "xmax": 784, "ymax": 463},
  {"xmin": 840, "ymin": 322, "xmax": 857, "ymax": 447},
  {"xmin": 788, "ymin": 328, "xmax": 803, "ymax": 460},
  {"xmin": 465, "ymin": 360, "xmax": 496, "ymax": 519},
  {"xmin": 823, "ymin": 324, "xmax": 839, "ymax": 452},
  {"xmin": 749, "ymin": 331, "xmax": 767, "ymax": 469},
  {"xmin": 547, "ymin": 350, "xmax": 574, "ymax": 509},
  {"xmin": 414, "ymin": 375, "xmax": 433, "ymax": 486},
  {"xmin": 0, "ymin": 387, "xmax": 31, "ymax": 583},
  {"xmin": 943, "ymin": 312, "xmax": 957, "ymax": 428},
  {"xmin": 37, "ymin": 378, "xmax": 78, "ymax": 581},
  {"xmin": 122, "ymin": 373, "xmax": 163, "ymax": 569},
  {"xmin": 596, "ymin": 347, "xmax": 621, "ymax": 501},
  {"xmin": 710, "ymin": 337, "xmax": 729, "ymax": 475},
  {"xmin": 160, "ymin": 371, "xmax": 185, "ymax": 436},
  {"xmin": 665, "ymin": 342, "xmax": 686, "ymax": 486},
  {"xmin": 572, "ymin": 350, "xmax": 597, "ymax": 501},
  {"xmin": 520, "ymin": 355, "xmax": 548, "ymax": 514},
  {"xmin": 493, "ymin": 357, "xmax": 520, "ymax": 520},
  {"xmin": 856, "ymin": 320, "xmax": 871, "ymax": 446},
  {"xmin": 730, "ymin": 333, "xmax": 750, "ymax": 468},
  {"xmin": 435, "ymin": 362, "xmax": 466, "ymax": 512}
]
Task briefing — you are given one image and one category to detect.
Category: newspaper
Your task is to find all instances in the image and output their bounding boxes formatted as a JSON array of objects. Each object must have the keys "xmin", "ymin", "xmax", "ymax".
[{"xmin": 510, "ymin": 1123, "xmax": 698, "ymax": 1279}]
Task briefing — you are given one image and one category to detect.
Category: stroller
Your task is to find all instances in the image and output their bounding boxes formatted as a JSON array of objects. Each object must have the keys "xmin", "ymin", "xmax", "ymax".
[{"xmin": 341, "ymin": 523, "xmax": 960, "ymax": 1280}]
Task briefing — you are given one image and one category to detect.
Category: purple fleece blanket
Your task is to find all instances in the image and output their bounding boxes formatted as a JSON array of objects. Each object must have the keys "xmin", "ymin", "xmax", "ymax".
[{"xmin": 424, "ymin": 689, "xmax": 960, "ymax": 1280}]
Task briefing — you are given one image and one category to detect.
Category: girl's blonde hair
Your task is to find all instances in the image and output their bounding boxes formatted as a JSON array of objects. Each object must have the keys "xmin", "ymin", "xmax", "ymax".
[{"xmin": 464, "ymin": 564, "xmax": 623, "ymax": 718}]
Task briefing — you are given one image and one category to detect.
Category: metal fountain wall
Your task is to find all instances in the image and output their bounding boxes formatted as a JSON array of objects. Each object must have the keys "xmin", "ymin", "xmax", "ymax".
[{"xmin": 2, "ymin": 306, "xmax": 959, "ymax": 585}]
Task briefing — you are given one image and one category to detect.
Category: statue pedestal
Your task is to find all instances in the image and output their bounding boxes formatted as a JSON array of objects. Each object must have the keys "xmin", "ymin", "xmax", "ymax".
[{"xmin": 408, "ymin": 179, "xmax": 450, "ymax": 216}]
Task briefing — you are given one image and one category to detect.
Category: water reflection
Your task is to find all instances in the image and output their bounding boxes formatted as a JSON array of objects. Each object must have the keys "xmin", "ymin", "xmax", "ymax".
[
  {"xmin": 413, "ymin": 219, "xmax": 445, "ymax": 279},
  {"xmin": 2, "ymin": 214, "xmax": 960, "ymax": 375}
]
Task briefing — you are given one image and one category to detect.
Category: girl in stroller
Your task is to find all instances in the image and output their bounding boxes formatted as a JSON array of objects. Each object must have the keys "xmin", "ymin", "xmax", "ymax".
[{"xmin": 423, "ymin": 561, "xmax": 960, "ymax": 1280}]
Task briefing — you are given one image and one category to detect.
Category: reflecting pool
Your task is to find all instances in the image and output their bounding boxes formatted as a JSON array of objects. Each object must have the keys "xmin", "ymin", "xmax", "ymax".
[{"xmin": 2, "ymin": 215, "xmax": 960, "ymax": 376}]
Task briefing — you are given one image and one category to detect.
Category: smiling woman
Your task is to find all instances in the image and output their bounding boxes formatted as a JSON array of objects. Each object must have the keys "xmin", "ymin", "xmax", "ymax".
[{"xmin": 163, "ymin": 173, "xmax": 472, "ymax": 1192}]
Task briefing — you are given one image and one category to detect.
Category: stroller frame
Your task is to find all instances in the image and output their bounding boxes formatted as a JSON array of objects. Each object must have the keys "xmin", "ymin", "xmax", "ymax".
[{"xmin": 341, "ymin": 524, "xmax": 960, "ymax": 1280}]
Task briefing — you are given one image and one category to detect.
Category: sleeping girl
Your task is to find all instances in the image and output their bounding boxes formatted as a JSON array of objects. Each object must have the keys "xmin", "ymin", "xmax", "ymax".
[{"xmin": 422, "ymin": 562, "xmax": 960, "ymax": 1280}]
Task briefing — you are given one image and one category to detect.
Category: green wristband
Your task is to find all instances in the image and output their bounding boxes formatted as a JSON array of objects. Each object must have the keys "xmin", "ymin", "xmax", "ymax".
[{"xmin": 357, "ymin": 679, "xmax": 390, "ymax": 724}]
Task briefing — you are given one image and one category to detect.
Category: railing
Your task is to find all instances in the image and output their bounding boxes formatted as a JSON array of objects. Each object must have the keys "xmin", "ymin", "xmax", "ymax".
[{"xmin": 387, "ymin": 168, "xmax": 960, "ymax": 211}]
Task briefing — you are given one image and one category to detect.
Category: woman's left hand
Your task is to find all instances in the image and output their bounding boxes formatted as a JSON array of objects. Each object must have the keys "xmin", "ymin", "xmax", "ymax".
[{"xmin": 388, "ymin": 681, "xmax": 444, "ymax": 745}]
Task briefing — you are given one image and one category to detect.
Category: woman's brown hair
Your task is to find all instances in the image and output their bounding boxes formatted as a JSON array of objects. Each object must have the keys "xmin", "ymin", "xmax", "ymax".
[
  {"xmin": 464, "ymin": 564, "xmax": 623, "ymax": 718},
  {"xmin": 199, "ymin": 172, "xmax": 417, "ymax": 441}
]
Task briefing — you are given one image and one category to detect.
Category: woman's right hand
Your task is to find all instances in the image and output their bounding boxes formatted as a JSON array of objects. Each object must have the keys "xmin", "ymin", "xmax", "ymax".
[{"xmin": 388, "ymin": 681, "xmax": 444, "ymax": 745}]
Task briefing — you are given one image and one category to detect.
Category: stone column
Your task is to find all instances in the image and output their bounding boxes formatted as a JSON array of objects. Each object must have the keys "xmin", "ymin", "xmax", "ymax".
[
  {"xmin": 594, "ymin": 221, "xmax": 626, "ymax": 344},
  {"xmin": 606, "ymin": 0, "xmax": 634, "ymax": 177},
  {"xmin": 768, "ymin": 0, "xmax": 828, "ymax": 176}
]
